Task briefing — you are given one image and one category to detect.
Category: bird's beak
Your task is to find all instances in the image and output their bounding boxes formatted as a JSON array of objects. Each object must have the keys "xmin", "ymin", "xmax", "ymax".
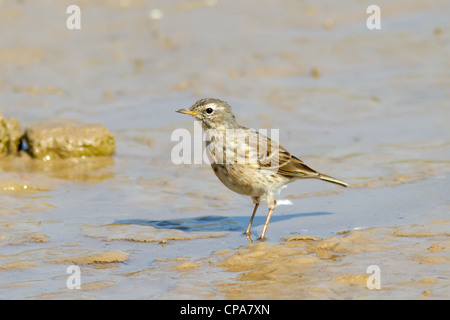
[{"xmin": 176, "ymin": 108, "xmax": 198, "ymax": 116}]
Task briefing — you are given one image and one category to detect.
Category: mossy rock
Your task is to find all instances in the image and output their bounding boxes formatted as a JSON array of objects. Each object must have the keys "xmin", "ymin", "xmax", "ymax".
[
  {"xmin": 0, "ymin": 111, "xmax": 21, "ymax": 156},
  {"xmin": 23, "ymin": 121, "xmax": 115, "ymax": 160}
]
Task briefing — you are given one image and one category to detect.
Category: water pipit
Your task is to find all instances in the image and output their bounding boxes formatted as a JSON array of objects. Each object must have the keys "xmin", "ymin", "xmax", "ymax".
[{"xmin": 177, "ymin": 98, "xmax": 350, "ymax": 240}]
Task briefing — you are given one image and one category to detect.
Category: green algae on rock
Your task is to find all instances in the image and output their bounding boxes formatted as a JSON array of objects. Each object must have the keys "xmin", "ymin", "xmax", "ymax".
[
  {"xmin": 0, "ymin": 111, "xmax": 21, "ymax": 156},
  {"xmin": 23, "ymin": 121, "xmax": 115, "ymax": 160}
]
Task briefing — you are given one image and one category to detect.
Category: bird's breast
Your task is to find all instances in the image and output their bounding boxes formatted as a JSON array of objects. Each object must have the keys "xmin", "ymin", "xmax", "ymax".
[{"xmin": 210, "ymin": 162, "xmax": 289, "ymax": 199}]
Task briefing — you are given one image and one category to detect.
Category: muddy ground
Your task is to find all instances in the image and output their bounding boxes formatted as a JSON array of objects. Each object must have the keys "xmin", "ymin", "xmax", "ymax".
[{"xmin": 0, "ymin": 0, "xmax": 449, "ymax": 299}]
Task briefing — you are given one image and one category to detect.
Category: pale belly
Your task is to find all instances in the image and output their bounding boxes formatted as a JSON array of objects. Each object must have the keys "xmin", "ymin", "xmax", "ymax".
[{"xmin": 210, "ymin": 163, "xmax": 290, "ymax": 198}]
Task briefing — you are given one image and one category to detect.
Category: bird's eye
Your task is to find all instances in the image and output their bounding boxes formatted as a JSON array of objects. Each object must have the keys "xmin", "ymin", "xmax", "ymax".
[{"xmin": 206, "ymin": 108, "xmax": 214, "ymax": 114}]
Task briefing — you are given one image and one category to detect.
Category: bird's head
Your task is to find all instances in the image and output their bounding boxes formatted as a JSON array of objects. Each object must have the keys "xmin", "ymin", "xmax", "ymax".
[{"xmin": 176, "ymin": 98, "xmax": 239, "ymax": 130}]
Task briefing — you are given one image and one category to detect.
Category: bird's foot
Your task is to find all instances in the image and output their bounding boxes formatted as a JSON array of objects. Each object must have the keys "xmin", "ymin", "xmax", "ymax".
[{"xmin": 244, "ymin": 232, "xmax": 253, "ymax": 244}]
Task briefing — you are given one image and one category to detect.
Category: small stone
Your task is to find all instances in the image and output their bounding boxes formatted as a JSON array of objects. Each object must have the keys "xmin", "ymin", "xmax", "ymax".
[
  {"xmin": 0, "ymin": 111, "xmax": 22, "ymax": 156},
  {"xmin": 23, "ymin": 120, "xmax": 115, "ymax": 160},
  {"xmin": 311, "ymin": 67, "xmax": 321, "ymax": 78}
]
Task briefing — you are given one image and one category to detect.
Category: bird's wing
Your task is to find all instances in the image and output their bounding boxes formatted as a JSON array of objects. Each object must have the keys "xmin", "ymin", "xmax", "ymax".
[
  {"xmin": 277, "ymin": 154, "xmax": 321, "ymax": 178},
  {"xmin": 254, "ymin": 131, "xmax": 320, "ymax": 178},
  {"xmin": 235, "ymin": 129, "xmax": 349, "ymax": 186}
]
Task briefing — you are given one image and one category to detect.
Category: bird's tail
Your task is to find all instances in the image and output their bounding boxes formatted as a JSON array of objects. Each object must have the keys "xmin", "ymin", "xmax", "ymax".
[{"xmin": 318, "ymin": 173, "xmax": 351, "ymax": 187}]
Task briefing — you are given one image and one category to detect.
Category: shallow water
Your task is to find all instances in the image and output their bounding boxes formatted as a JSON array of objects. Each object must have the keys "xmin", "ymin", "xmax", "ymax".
[{"xmin": 0, "ymin": 0, "xmax": 449, "ymax": 299}]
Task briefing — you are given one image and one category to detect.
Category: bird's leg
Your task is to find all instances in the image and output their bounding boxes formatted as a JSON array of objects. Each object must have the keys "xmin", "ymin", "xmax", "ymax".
[
  {"xmin": 258, "ymin": 200, "xmax": 276, "ymax": 241},
  {"xmin": 245, "ymin": 202, "xmax": 259, "ymax": 235}
]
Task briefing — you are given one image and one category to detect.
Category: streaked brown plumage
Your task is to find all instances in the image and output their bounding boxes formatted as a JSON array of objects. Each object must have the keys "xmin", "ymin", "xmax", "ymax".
[{"xmin": 177, "ymin": 98, "xmax": 350, "ymax": 240}]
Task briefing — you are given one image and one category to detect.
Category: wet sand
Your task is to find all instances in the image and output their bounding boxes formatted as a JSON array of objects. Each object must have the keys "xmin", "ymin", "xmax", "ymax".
[{"xmin": 0, "ymin": 0, "xmax": 449, "ymax": 299}]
